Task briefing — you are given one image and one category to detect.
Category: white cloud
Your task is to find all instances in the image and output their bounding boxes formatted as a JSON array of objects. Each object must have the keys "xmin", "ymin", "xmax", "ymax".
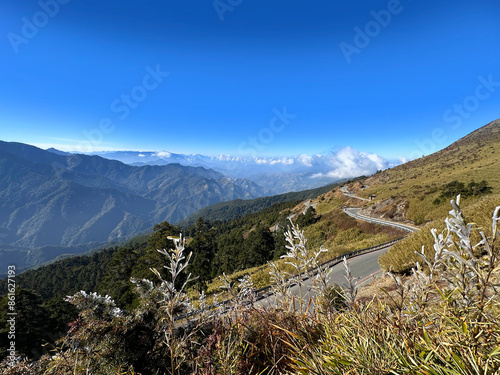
[
  {"xmin": 273, "ymin": 157, "xmax": 294, "ymax": 165},
  {"xmin": 216, "ymin": 147, "xmax": 391, "ymax": 180},
  {"xmin": 85, "ymin": 146, "xmax": 395, "ymax": 183},
  {"xmin": 155, "ymin": 151, "xmax": 172, "ymax": 158},
  {"xmin": 253, "ymin": 157, "xmax": 295, "ymax": 165},
  {"xmin": 214, "ymin": 154, "xmax": 240, "ymax": 162},
  {"xmin": 311, "ymin": 147, "xmax": 389, "ymax": 179},
  {"xmin": 298, "ymin": 153, "xmax": 314, "ymax": 167}
]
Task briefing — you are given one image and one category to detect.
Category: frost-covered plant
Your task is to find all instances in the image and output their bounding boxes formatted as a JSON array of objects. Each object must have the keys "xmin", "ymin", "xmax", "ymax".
[
  {"xmin": 407, "ymin": 229, "xmax": 449, "ymax": 312},
  {"xmin": 310, "ymin": 246, "xmax": 332, "ymax": 294},
  {"xmin": 237, "ymin": 274, "xmax": 256, "ymax": 307},
  {"xmin": 287, "ymin": 197, "xmax": 500, "ymax": 374},
  {"xmin": 385, "ymin": 271, "xmax": 412, "ymax": 319},
  {"xmin": 341, "ymin": 256, "xmax": 358, "ymax": 308},
  {"xmin": 402, "ymin": 196, "xmax": 500, "ymax": 318},
  {"xmin": 439, "ymin": 196, "xmax": 499, "ymax": 315},
  {"xmin": 219, "ymin": 272, "xmax": 238, "ymax": 300},
  {"xmin": 280, "ymin": 220, "xmax": 328, "ymax": 311},
  {"xmin": 384, "ymin": 195, "xmax": 500, "ymax": 351},
  {"xmin": 151, "ymin": 234, "xmax": 193, "ymax": 315},
  {"xmin": 150, "ymin": 233, "xmax": 194, "ymax": 375},
  {"xmin": 198, "ymin": 290, "xmax": 208, "ymax": 311},
  {"xmin": 218, "ymin": 273, "xmax": 256, "ymax": 317},
  {"xmin": 130, "ymin": 277, "xmax": 154, "ymax": 299},
  {"xmin": 65, "ymin": 290, "xmax": 122, "ymax": 320},
  {"xmin": 268, "ymin": 261, "xmax": 292, "ymax": 309}
]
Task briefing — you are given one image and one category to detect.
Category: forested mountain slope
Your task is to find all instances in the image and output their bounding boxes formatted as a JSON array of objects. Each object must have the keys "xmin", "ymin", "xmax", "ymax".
[{"xmin": 0, "ymin": 141, "xmax": 264, "ymax": 269}]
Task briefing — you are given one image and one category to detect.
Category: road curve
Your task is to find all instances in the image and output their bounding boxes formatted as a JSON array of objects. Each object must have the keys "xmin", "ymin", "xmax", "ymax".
[
  {"xmin": 210, "ymin": 188, "xmax": 420, "ymax": 314},
  {"xmin": 340, "ymin": 185, "xmax": 418, "ymax": 232},
  {"xmin": 258, "ymin": 192, "xmax": 419, "ymax": 308},
  {"xmin": 344, "ymin": 207, "xmax": 418, "ymax": 233},
  {"xmin": 258, "ymin": 244, "xmax": 393, "ymax": 309},
  {"xmin": 340, "ymin": 186, "xmax": 370, "ymax": 201}
]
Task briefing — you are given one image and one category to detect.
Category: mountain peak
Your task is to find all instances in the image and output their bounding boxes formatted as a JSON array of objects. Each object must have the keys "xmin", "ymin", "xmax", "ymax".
[{"xmin": 46, "ymin": 147, "xmax": 71, "ymax": 156}]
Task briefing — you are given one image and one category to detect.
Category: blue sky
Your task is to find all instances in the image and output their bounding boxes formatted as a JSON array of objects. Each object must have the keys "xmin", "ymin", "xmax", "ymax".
[{"xmin": 1, "ymin": 0, "xmax": 499, "ymax": 160}]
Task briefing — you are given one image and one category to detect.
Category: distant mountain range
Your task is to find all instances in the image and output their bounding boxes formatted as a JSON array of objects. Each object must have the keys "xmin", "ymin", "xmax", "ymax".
[
  {"xmin": 0, "ymin": 141, "xmax": 392, "ymax": 271},
  {"xmin": 88, "ymin": 148, "xmax": 389, "ymax": 195},
  {"xmin": 0, "ymin": 141, "xmax": 265, "ymax": 269}
]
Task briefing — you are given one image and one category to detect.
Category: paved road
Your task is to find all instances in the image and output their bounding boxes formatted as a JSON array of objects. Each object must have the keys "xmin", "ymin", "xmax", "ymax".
[
  {"xmin": 258, "ymin": 244, "xmax": 392, "ymax": 309},
  {"xmin": 340, "ymin": 185, "xmax": 417, "ymax": 233},
  {"xmin": 340, "ymin": 186, "xmax": 370, "ymax": 201},
  {"xmin": 303, "ymin": 199, "xmax": 318, "ymax": 212},
  {"xmin": 257, "ymin": 193, "xmax": 419, "ymax": 309},
  {"xmin": 230, "ymin": 188, "xmax": 419, "ymax": 311},
  {"xmin": 344, "ymin": 207, "xmax": 417, "ymax": 233},
  {"xmin": 271, "ymin": 200, "xmax": 318, "ymax": 232}
]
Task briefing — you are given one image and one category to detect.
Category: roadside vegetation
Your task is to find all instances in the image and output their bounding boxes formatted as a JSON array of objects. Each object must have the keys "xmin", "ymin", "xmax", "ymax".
[
  {"xmin": 2, "ymin": 196, "xmax": 499, "ymax": 374},
  {"xmin": 0, "ymin": 189, "xmax": 404, "ymax": 363},
  {"xmin": 380, "ymin": 193, "xmax": 500, "ymax": 273},
  {"xmin": 2, "ymin": 121, "xmax": 499, "ymax": 373}
]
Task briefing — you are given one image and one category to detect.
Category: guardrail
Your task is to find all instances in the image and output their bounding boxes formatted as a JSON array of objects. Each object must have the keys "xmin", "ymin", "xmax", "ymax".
[
  {"xmin": 178, "ymin": 236, "xmax": 406, "ymax": 320},
  {"xmin": 343, "ymin": 208, "xmax": 418, "ymax": 233},
  {"xmin": 252, "ymin": 236, "xmax": 404, "ymax": 301}
]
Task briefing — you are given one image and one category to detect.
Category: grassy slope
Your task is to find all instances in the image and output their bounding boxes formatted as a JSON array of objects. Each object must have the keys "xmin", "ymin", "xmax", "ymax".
[
  {"xmin": 359, "ymin": 118, "xmax": 500, "ymax": 225},
  {"xmin": 347, "ymin": 118, "xmax": 500, "ymax": 273},
  {"xmin": 379, "ymin": 193, "xmax": 500, "ymax": 272}
]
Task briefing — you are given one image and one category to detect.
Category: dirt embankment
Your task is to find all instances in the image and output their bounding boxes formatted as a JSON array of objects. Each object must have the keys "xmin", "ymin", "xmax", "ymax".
[{"xmin": 360, "ymin": 196, "xmax": 413, "ymax": 225}]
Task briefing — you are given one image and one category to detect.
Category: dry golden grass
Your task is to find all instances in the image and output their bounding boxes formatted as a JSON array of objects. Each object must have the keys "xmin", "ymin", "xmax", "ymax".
[
  {"xmin": 357, "ymin": 119, "xmax": 500, "ymax": 225},
  {"xmin": 380, "ymin": 193, "xmax": 500, "ymax": 273}
]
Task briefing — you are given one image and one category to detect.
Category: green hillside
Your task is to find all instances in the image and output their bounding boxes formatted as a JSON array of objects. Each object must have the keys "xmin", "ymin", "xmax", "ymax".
[
  {"xmin": 1, "ymin": 120, "xmax": 499, "ymax": 371},
  {"xmin": 0, "ymin": 181, "xmax": 405, "ymax": 362},
  {"xmin": 179, "ymin": 181, "xmax": 342, "ymax": 226},
  {"xmin": 2, "ymin": 191, "xmax": 499, "ymax": 374},
  {"xmin": 358, "ymin": 118, "xmax": 500, "ymax": 224}
]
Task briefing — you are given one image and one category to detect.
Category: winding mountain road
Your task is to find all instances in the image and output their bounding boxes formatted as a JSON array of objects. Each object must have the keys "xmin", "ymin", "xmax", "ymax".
[
  {"xmin": 340, "ymin": 185, "xmax": 370, "ymax": 201},
  {"xmin": 340, "ymin": 185, "xmax": 417, "ymax": 233},
  {"xmin": 259, "ymin": 186, "xmax": 418, "ymax": 306},
  {"xmin": 208, "ymin": 186, "xmax": 419, "ymax": 313},
  {"xmin": 343, "ymin": 207, "xmax": 417, "ymax": 233},
  {"xmin": 257, "ymin": 243, "xmax": 394, "ymax": 309},
  {"xmin": 256, "ymin": 188, "xmax": 419, "ymax": 309}
]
